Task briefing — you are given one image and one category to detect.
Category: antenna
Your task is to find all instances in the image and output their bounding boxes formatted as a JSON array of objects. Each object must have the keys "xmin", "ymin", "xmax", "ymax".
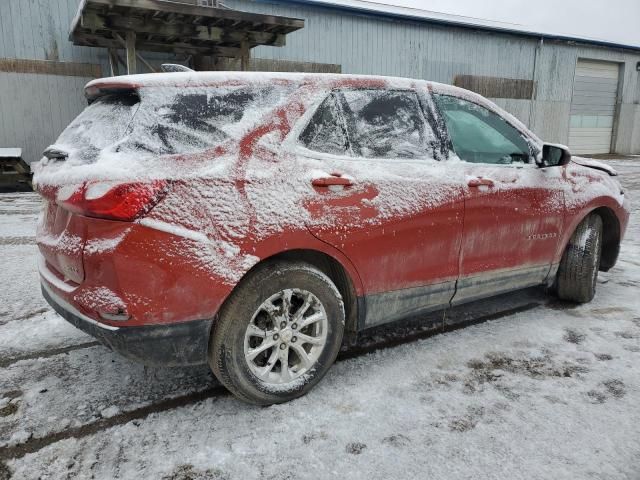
[{"xmin": 160, "ymin": 64, "xmax": 194, "ymax": 73}]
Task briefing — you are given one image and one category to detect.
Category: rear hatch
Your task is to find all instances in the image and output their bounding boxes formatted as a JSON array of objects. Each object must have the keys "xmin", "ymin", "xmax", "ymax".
[
  {"xmin": 36, "ymin": 93, "xmax": 141, "ymax": 285},
  {"xmin": 35, "ymin": 78, "xmax": 297, "ymax": 285}
]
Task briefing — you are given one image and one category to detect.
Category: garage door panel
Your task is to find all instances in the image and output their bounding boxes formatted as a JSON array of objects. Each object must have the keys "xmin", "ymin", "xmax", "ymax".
[
  {"xmin": 573, "ymin": 76, "xmax": 618, "ymax": 86},
  {"xmin": 573, "ymin": 80, "xmax": 617, "ymax": 90},
  {"xmin": 571, "ymin": 90, "xmax": 618, "ymax": 101},
  {"xmin": 571, "ymin": 99, "xmax": 617, "ymax": 107},
  {"xmin": 570, "ymin": 105, "xmax": 616, "ymax": 115},
  {"xmin": 569, "ymin": 135, "xmax": 612, "ymax": 145},
  {"xmin": 570, "ymin": 97, "xmax": 617, "ymax": 106},
  {"xmin": 569, "ymin": 127, "xmax": 614, "ymax": 135},
  {"xmin": 575, "ymin": 61, "xmax": 619, "ymax": 79},
  {"xmin": 568, "ymin": 59, "xmax": 619, "ymax": 155}
]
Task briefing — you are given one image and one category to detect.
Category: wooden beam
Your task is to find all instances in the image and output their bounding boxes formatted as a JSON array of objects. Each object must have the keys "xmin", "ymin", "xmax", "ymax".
[
  {"xmin": 84, "ymin": 0, "xmax": 305, "ymax": 30},
  {"xmin": 135, "ymin": 52, "xmax": 156, "ymax": 73},
  {"xmin": 80, "ymin": 13, "xmax": 286, "ymax": 47},
  {"xmin": 453, "ymin": 75, "xmax": 535, "ymax": 100},
  {"xmin": 125, "ymin": 30, "xmax": 136, "ymax": 74},
  {"xmin": 75, "ymin": 35, "xmax": 242, "ymax": 57},
  {"xmin": 113, "ymin": 32, "xmax": 157, "ymax": 73},
  {"xmin": 0, "ymin": 58, "xmax": 102, "ymax": 77},
  {"xmin": 240, "ymin": 40, "xmax": 250, "ymax": 72},
  {"xmin": 107, "ymin": 48, "xmax": 119, "ymax": 76},
  {"xmin": 195, "ymin": 26, "xmax": 286, "ymax": 46}
]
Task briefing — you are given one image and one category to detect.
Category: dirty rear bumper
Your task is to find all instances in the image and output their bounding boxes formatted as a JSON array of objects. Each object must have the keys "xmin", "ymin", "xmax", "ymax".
[{"xmin": 42, "ymin": 282, "xmax": 211, "ymax": 367}]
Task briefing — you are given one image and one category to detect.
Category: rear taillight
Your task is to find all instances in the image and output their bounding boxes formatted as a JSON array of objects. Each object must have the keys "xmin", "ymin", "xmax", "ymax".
[{"xmin": 57, "ymin": 181, "xmax": 168, "ymax": 221}]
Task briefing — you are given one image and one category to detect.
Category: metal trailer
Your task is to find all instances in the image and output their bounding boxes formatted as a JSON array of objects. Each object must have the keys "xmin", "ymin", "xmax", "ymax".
[{"xmin": 0, "ymin": 148, "xmax": 33, "ymax": 192}]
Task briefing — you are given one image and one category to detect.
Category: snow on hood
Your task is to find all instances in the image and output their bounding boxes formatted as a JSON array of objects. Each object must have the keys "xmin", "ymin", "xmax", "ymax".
[{"xmin": 571, "ymin": 156, "xmax": 618, "ymax": 176}]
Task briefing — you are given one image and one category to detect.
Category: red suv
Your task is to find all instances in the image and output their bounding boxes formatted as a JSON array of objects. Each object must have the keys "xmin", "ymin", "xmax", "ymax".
[{"xmin": 34, "ymin": 72, "xmax": 629, "ymax": 404}]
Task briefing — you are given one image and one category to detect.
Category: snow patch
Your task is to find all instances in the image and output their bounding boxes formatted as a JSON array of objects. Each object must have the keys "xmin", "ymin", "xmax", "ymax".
[
  {"xmin": 100, "ymin": 406, "xmax": 120, "ymax": 419},
  {"xmin": 84, "ymin": 230, "xmax": 130, "ymax": 254}
]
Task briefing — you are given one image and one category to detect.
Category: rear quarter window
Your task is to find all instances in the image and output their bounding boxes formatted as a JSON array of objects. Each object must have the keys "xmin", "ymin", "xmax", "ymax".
[{"xmin": 298, "ymin": 94, "xmax": 349, "ymax": 156}]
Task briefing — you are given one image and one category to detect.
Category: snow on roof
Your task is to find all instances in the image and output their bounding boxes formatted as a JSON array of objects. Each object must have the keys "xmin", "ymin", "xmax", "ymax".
[
  {"xmin": 0, "ymin": 148, "xmax": 22, "ymax": 158},
  {"xmin": 87, "ymin": 71, "xmax": 411, "ymax": 89}
]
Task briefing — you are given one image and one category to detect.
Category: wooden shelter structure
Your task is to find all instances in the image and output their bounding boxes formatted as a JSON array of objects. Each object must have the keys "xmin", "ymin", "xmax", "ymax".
[{"xmin": 69, "ymin": 0, "xmax": 305, "ymax": 75}]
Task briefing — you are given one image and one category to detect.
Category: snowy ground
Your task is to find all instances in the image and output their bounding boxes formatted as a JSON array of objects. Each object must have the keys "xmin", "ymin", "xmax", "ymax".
[{"xmin": 0, "ymin": 159, "xmax": 638, "ymax": 480}]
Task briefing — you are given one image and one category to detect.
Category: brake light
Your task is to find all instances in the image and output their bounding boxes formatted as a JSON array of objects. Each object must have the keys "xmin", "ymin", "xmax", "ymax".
[{"xmin": 58, "ymin": 181, "xmax": 168, "ymax": 221}]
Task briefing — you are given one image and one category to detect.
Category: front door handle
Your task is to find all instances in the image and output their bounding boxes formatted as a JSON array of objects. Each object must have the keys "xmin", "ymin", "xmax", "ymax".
[
  {"xmin": 312, "ymin": 174, "xmax": 353, "ymax": 187},
  {"xmin": 467, "ymin": 177, "xmax": 495, "ymax": 188}
]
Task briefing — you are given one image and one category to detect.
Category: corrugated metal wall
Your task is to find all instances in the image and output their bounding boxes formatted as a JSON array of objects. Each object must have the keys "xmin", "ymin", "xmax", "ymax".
[
  {"xmin": 0, "ymin": 0, "xmax": 180, "ymax": 163},
  {"xmin": 0, "ymin": 0, "xmax": 106, "ymax": 163},
  {"xmin": 228, "ymin": 0, "xmax": 640, "ymax": 154},
  {"xmin": 1, "ymin": 0, "xmax": 640, "ymax": 162}
]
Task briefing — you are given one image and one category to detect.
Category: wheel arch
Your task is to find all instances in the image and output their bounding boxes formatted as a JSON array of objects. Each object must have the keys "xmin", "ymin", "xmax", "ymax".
[
  {"xmin": 258, "ymin": 249, "xmax": 362, "ymax": 340},
  {"xmin": 591, "ymin": 206, "xmax": 621, "ymax": 272},
  {"xmin": 216, "ymin": 248, "xmax": 363, "ymax": 344},
  {"xmin": 560, "ymin": 206, "xmax": 620, "ymax": 272}
]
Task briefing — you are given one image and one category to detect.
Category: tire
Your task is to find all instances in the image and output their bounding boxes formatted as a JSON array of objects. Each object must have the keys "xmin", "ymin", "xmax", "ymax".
[
  {"xmin": 209, "ymin": 260, "xmax": 345, "ymax": 405},
  {"xmin": 556, "ymin": 213, "xmax": 603, "ymax": 303}
]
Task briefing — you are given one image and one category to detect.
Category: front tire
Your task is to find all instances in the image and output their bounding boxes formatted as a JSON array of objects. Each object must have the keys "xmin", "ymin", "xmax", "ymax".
[
  {"xmin": 209, "ymin": 261, "xmax": 345, "ymax": 405},
  {"xmin": 556, "ymin": 213, "xmax": 603, "ymax": 303}
]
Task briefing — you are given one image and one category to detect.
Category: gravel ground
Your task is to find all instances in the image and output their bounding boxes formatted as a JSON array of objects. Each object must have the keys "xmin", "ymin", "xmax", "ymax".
[{"xmin": 0, "ymin": 159, "xmax": 638, "ymax": 480}]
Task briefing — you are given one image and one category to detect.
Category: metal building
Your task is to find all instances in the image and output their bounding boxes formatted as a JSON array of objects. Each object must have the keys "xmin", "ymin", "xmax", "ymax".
[{"xmin": 1, "ymin": 0, "xmax": 640, "ymax": 164}]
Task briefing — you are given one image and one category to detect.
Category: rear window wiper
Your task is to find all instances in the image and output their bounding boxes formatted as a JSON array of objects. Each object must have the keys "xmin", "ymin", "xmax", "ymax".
[{"xmin": 43, "ymin": 147, "xmax": 68, "ymax": 161}]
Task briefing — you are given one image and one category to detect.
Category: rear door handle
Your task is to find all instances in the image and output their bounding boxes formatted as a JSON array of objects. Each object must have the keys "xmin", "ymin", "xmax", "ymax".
[
  {"xmin": 467, "ymin": 177, "xmax": 495, "ymax": 188},
  {"xmin": 312, "ymin": 175, "xmax": 353, "ymax": 187}
]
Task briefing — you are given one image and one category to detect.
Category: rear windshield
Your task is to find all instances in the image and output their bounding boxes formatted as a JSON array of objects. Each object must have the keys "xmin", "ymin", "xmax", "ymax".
[
  {"xmin": 122, "ymin": 85, "xmax": 293, "ymax": 156},
  {"xmin": 54, "ymin": 85, "xmax": 294, "ymax": 163},
  {"xmin": 55, "ymin": 94, "xmax": 139, "ymax": 163}
]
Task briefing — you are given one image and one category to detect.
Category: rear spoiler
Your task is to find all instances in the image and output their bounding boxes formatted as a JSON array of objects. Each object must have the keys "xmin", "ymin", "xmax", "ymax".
[{"xmin": 85, "ymin": 82, "xmax": 140, "ymax": 103}]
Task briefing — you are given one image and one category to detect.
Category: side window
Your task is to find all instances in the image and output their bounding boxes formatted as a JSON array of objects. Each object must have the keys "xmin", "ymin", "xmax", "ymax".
[
  {"xmin": 298, "ymin": 94, "xmax": 349, "ymax": 155},
  {"xmin": 340, "ymin": 90, "xmax": 431, "ymax": 159},
  {"xmin": 435, "ymin": 95, "xmax": 531, "ymax": 164}
]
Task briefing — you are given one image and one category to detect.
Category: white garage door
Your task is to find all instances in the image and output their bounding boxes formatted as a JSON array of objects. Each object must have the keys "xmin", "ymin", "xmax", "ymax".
[{"xmin": 568, "ymin": 59, "xmax": 619, "ymax": 155}]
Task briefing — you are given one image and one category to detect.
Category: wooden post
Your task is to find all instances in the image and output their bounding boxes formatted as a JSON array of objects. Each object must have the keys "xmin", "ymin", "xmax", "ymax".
[
  {"xmin": 108, "ymin": 48, "xmax": 120, "ymax": 76},
  {"xmin": 125, "ymin": 30, "xmax": 136, "ymax": 74},
  {"xmin": 240, "ymin": 40, "xmax": 250, "ymax": 71},
  {"xmin": 135, "ymin": 52, "xmax": 157, "ymax": 73},
  {"xmin": 193, "ymin": 55, "xmax": 214, "ymax": 71}
]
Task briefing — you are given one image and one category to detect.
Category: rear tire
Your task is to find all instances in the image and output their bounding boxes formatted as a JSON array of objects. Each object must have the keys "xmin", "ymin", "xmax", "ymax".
[
  {"xmin": 556, "ymin": 213, "xmax": 603, "ymax": 303},
  {"xmin": 209, "ymin": 261, "xmax": 344, "ymax": 405}
]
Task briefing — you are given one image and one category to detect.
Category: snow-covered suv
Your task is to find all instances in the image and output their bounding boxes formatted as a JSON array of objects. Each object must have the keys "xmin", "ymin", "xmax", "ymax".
[{"xmin": 34, "ymin": 72, "xmax": 629, "ymax": 404}]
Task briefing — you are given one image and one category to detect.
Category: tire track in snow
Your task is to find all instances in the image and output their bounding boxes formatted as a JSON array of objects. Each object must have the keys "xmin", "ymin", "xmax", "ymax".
[
  {"xmin": 0, "ymin": 236, "xmax": 35, "ymax": 246},
  {"xmin": 0, "ymin": 296, "xmax": 545, "ymax": 461},
  {"xmin": 0, "ymin": 341, "xmax": 100, "ymax": 369},
  {"xmin": 0, "ymin": 308, "xmax": 51, "ymax": 327},
  {"xmin": 0, "ymin": 386, "xmax": 227, "ymax": 461}
]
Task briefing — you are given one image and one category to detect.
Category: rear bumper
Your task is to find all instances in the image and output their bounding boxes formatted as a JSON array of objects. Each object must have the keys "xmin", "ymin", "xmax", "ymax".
[{"xmin": 42, "ymin": 282, "xmax": 211, "ymax": 366}]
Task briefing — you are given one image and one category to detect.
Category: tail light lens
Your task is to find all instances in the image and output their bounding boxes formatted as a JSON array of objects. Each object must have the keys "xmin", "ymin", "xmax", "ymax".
[{"xmin": 57, "ymin": 180, "xmax": 168, "ymax": 221}]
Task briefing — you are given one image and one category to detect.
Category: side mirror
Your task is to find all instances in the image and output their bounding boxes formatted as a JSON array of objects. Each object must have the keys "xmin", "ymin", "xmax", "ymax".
[{"xmin": 538, "ymin": 143, "xmax": 571, "ymax": 167}]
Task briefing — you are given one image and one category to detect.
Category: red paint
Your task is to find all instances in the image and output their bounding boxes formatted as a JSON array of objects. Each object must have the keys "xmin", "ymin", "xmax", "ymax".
[
  {"xmin": 460, "ymin": 164, "xmax": 566, "ymax": 276},
  {"xmin": 311, "ymin": 176, "xmax": 354, "ymax": 187},
  {"xmin": 37, "ymin": 75, "xmax": 630, "ymax": 337}
]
